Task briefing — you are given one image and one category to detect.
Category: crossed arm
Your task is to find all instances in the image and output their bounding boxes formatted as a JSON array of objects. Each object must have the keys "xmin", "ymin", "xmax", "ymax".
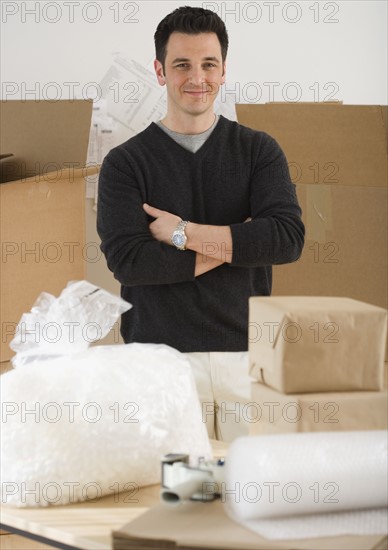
[
  {"xmin": 97, "ymin": 141, "xmax": 305, "ymax": 287},
  {"xmin": 143, "ymin": 203, "xmax": 233, "ymax": 277}
]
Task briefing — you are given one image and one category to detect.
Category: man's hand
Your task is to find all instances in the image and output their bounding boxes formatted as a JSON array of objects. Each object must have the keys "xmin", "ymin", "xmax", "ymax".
[
  {"xmin": 143, "ymin": 203, "xmax": 251, "ymax": 265},
  {"xmin": 143, "ymin": 203, "xmax": 181, "ymax": 245},
  {"xmin": 143, "ymin": 202, "xmax": 225, "ymax": 277}
]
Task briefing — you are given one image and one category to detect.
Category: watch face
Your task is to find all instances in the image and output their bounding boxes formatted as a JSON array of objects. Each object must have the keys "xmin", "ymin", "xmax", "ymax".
[{"xmin": 172, "ymin": 234, "xmax": 185, "ymax": 247}]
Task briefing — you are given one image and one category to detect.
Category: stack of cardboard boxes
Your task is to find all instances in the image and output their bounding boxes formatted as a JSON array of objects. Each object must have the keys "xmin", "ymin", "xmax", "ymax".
[
  {"xmin": 248, "ymin": 296, "xmax": 387, "ymax": 434},
  {"xmin": 0, "ymin": 100, "xmax": 97, "ymax": 365},
  {"xmin": 236, "ymin": 103, "xmax": 387, "ymax": 434},
  {"xmin": 236, "ymin": 104, "xmax": 387, "ymax": 338}
]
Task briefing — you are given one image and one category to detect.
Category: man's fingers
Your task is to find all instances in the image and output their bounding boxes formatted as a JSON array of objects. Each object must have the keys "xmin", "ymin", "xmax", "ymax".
[{"xmin": 143, "ymin": 203, "xmax": 165, "ymax": 217}]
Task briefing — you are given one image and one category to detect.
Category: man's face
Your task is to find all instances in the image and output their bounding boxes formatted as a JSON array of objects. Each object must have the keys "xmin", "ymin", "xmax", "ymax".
[{"xmin": 154, "ymin": 32, "xmax": 226, "ymax": 118}]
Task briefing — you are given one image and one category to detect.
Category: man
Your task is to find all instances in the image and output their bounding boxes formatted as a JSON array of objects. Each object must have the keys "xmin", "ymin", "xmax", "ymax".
[{"xmin": 97, "ymin": 6, "xmax": 305, "ymax": 441}]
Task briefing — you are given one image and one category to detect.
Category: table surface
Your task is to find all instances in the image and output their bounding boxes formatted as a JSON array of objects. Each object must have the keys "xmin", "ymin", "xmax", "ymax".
[
  {"xmin": 2, "ymin": 361, "xmax": 387, "ymax": 550},
  {"xmin": 0, "ymin": 440, "xmax": 228, "ymax": 550}
]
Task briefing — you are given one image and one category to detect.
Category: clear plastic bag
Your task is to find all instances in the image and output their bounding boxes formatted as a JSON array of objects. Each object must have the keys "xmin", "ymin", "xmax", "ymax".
[
  {"xmin": 10, "ymin": 280, "xmax": 132, "ymax": 367},
  {"xmin": 1, "ymin": 343, "xmax": 212, "ymax": 507},
  {"xmin": 2, "ymin": 281, "xmax": 211, "ymax": 507}
]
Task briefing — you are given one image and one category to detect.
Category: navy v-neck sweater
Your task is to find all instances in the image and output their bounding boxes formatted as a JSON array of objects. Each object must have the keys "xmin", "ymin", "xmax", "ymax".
[{"xmin": 97, "ymin": 115, "xmax": 305, "ymax": 351}]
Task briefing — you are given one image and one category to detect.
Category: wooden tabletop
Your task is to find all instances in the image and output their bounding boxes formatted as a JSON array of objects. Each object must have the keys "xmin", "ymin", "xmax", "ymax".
[
  {"xmin": 1, "ymin": 484, "xmax": 160, "ymax": 549},
  {"xmin": 0, "ymin": 441, "xmax": 228, "ymax": 550}
]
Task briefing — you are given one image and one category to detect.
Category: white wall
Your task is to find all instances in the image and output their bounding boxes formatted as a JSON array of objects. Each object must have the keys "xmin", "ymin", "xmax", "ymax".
[
  {"xmin": 2, "ymin": 0, "xmax": 387, "ymax": 343},
  {"xmin": 2, "ymin": 0, "xmax": 387, "ymax": 104}
]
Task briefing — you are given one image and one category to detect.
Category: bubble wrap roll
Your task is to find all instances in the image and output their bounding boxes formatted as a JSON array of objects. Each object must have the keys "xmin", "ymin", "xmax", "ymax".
[{"xmin": 224, "ymin": 432, "xmax": 388, "ymax": 539}]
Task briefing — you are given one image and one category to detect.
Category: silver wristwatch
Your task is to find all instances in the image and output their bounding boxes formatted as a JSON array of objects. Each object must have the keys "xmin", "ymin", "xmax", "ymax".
[{"xmin": 171, "ymin": 220, "xmax": 189, "ymax": 250}]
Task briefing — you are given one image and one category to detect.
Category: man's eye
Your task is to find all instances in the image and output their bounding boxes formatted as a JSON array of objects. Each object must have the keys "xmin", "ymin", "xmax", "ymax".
[
  {"xmin": 204, "ymin": 63, "xmax": 216, "ymax": 68},
  {"xmin": 176, "ymin": 63, "xmax": 189, "ymax": 69}
]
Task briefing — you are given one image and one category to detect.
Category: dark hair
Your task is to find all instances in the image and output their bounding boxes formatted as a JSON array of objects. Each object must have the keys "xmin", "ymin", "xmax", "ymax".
[{"xmin": 154, "ymin": 6, "xmax": 228, "ymax": 71}]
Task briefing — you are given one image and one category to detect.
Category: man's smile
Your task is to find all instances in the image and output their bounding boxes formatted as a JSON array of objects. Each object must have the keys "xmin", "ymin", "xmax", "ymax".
[{"xmin": 184, "ymin": 90, "xmax": 208, "ymax": 95}]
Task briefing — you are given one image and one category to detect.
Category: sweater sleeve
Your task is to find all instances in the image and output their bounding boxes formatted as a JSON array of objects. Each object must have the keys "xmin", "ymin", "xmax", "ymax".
[
  {"xmin": 96, "ymin": 148, "xmax": 196, "ymax": 286},
  {"xmin": 229, "ymin": 133, "xmax": 305, "ymax": 267}
]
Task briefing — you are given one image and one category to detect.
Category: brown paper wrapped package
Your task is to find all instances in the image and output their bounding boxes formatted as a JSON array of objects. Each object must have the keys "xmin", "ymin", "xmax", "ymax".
[
  {"xmin": 249, "ymin": 296, "xmax": 387, "ymax": 394},
  {"xmin": 249, "ymin": 380, "xmax": 387, "ymax": 436}
]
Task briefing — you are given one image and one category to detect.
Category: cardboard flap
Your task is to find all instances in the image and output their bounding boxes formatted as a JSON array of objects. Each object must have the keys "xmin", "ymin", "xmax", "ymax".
[
  {"xmin": 0, "ymin": 164, "xmax": 101, "ymax": 186},
  {"xmin": 0, "ymin": 99, "xmax": 93, "ymax": 183},
  {"xmin": 236, "ymin": 104, "xmax": 387, "ymax": 187},
  {"xmin": 112, "ymin": 500, "xmax": 388, "ymax": 550}
]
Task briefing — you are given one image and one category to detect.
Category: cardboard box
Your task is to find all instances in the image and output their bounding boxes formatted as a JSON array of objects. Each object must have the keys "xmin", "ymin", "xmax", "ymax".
[
  {"xmin": 113, "ymin": 499, "xmax": 388, "ymax": 550},
  {"xmin": 0, "ymin": 99, "xmax": 94, "ymax": 183},
  {"xmin": 249, "ymin": 296, "xmax": 387, "ymax": 393},
  {"xmin": 249, "ymin": 381, "xmax": 387, "ymax": 436},
  {"xmin": 0, "ymin": 100, "xmax": 96, "ymax": 362},
  {"xmin": 236, "ymin": 104, "xmax": 388, "ymax": 357}
]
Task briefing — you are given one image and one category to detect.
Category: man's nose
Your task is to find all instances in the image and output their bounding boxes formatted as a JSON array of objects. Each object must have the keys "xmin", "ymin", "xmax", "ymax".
[{"xmin": 188, "ymin": 66, "xmax": 206, "ymax": 86}]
